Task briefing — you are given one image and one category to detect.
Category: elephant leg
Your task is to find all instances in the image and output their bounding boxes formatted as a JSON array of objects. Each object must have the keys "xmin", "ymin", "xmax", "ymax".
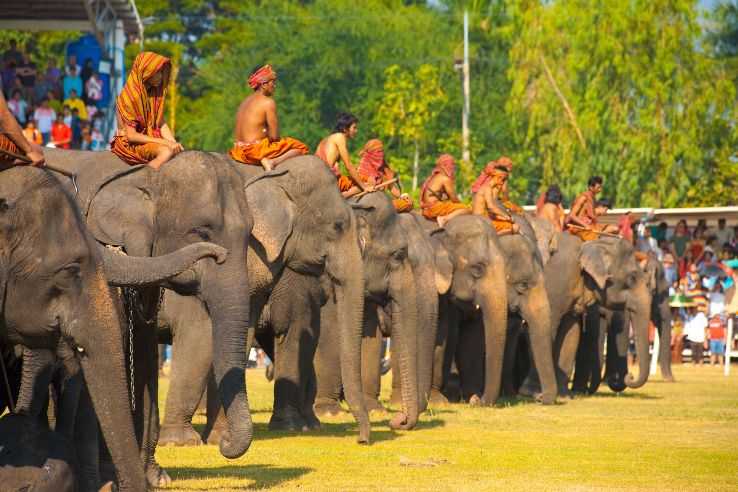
[
  {"xmin": 314, "ymin": 297, "xmax": 346, "ymax": 416},
  {"xmin": 456, "ymin": 316, "xmax": 485, "ymax": 403},
  {"xmin": 74, "ymin": 382, "xmax": 102, "ymax": 492},
  {"xmin": 429, "ymin": 296, "xmax": 450, "ymax": 405},
  {"xmin": 361, "ymin": 304, "xmax": 385, "ymax": 413},
  {"xmin": 502, "ymin": 317, "xmax": 523, "ymax": 397},
  {"xmin": 606, "ymin": 310, "xmax": 630, "ymax": 392},
  {"xmin": 159, "ymin": 298, "xmax": 212, "ymax": 447},
  {"xmin": 441, "ymin": 305, "xmax": 461, "ymax": 403},
  {"xmin": 657, "ymin": 302, "xmax": 674, "ymax": 381},
  {"xmin": 572, "ymin": 305, "xmax": 599, "ymax": 394},
  {"xmin": 201, "ymin": 368, "xmax": 226, "ymax": 445},
  {"xmin": 554, "ymin": 313, "xmax": 581, "ymax": 397}
]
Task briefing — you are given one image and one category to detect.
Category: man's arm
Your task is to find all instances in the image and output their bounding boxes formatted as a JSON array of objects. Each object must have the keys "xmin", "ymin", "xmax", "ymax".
[
  {"xmin": 472, "ymin": 187, "xmax": 488, "ymax": 216},
  {"xmin": 124, "ymin": 124, "xmax": 175, "ymax": 149},
  {"xmin": 441, "ymin": 176, "xmax": 461, "ymax": 202},
  {"xmin": 0, "ymin": 92, "xmax": 44, "ymax": 166},
  {"xmin": 486, "ymin": 186, "xmax": 511, "ymax": 220},
  {"xmin": 160, "ymin": 123, "xmax": 183, "ymax": 153},
  {"xmin": 264, "ymin": 98, "xmax": 280, "ymax": 142},
  {"xmin": 336, "ymin": 135, "xmax": 369, "ymax": 191},
  {"xmin": 566, "ymin": 195, "xmax": 590, "ymax": 227}
]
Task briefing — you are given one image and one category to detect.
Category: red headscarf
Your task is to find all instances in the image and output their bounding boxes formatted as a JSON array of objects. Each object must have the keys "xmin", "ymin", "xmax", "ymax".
[
  {"xmin": 471, "ymin": 156, "xmax": 513, "ymax": 193},
  {"xmin": 358, "ymin": 139, "xmax": 385, "ymax": 181},
  {"xmin": 248, "ymin": 64, "xmax": 276, "ymax": 90},
  {"xmin": 116, "ymin": 51, "xmax": 171, "ymax": 135},
  {"xmin": 421, "ymin": 154, "xmax": 456, "ymax": 198}
]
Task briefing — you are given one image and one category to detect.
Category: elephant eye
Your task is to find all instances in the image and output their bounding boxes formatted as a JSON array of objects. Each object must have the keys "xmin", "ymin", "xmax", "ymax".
[
  {"xmin": 515, "ymin": 281, "xmax": 529, "ymax": 294},
  {"xmin": 333, "ymin": 220, "xmax": 345, "ymax": 234},
  {"xmin": 470, "ymin": 263, "xmax": 485, "ymax": 279},
  {"xmin": 390, "ymin": 248, "xmax": 407, "ymax": 266},
  {"xmin": 626, "ymin": 272, "xmax": 638, "ymax": 288},
  {"xmin": 54, "ymin": 262, "xmax": 82, "ymax": 291}
]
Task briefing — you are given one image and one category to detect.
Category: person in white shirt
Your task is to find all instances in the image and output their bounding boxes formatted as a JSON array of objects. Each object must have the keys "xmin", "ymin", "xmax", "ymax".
[
  {"xmin": 32, "ymin": 99, "xmax": 56, "ymax": 144},
  {"xmin": 708, "ymin": 284, "xmax": 726, "ymax": 318},
  {"xmin": 714, "ymin": 219, "xmax": 735, "ymax": 252},
  {"xmin": 684, "ymin": 306, "xmax": 708, "ymax": 365}
]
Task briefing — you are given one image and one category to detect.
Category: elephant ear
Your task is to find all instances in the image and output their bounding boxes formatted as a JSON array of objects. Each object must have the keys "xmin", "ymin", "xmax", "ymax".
[
  {"xmin": 244, "ymin": 174, "xmax": 296, "ymax": 263},
  {"xmin": 0, "ymin": 198, "xmax": 12, "ymax": 313},
  {"xmin": 579, "ymin": 242, "xmax": 610, "ymax": 290},
  {"xmin": 431, "ymin": 230, "xmax": 453, "ymax": 295}
]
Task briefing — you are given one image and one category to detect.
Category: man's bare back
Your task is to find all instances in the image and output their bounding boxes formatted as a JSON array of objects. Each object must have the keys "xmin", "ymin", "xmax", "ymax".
[
  {"xmin": 316, "ymin": 132, "xmax": 345, "ymax": 167},
  {"xmin": 234, "ymin": 93, "xmax": 277, "ymax": 143}
]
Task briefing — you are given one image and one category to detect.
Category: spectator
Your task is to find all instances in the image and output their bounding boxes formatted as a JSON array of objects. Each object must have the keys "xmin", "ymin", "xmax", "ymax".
[
  {"xmin": 85, "ymin": 71, "xmax": 103, "ymax": 107},
  {"xmin": 708, "ymin": 283, "xmax": 725, "ymax": 318},
  {"xmin": 3, "ymin": 40, "xmax": 23, "ymax": 67},
  {"xmin": 636, "ymin": 225, "xmax": 659, "ymax": 254},
  {"xmin": 50, "ymin": 113, "xmax": 71, "ymax": 149},
  {"xmin": 62, "ymin": 105, "xmax": 72, "ymax": 127},
  {"xmin": 651, "ymin": 222, "xmax": 668, "ymax": 243},
  {"xmin": 715, "ymin": 218, "xmax": 735, "ymax": 254},
  {"xmin": 618, "ymin": 211, "xmax": 634, "ymax": 244},
  {"xmin": 89, "ymin": 124, "xmax": 105, "ymax": 150},
  {"xmin": 62, "ymin": 67, "xmax": 82, "ymax": 100},
  {"xmin": 46, "ymin": 89, "xmax": 63, "ymax": 113},
  {"xmin": 1, "ymin": 61, "xmax": 16, "ymax": 96},
  {"xmin": 15, "ymin": 53, "xmax": 37, "ymax": 101},
  {"xmin": 7, "ymin": 89, "xmax": 27, "ymax": 125},
  {"xmin": 663, "ymin": 253, "xmax": 678, "ymax": 286},
  {"xmin": 672, "ymin": 219, "xmax": 690, "ymax": 260},
  {"xmin": 680, "ymin": 263, "xmax": 702, "ymax": 296},
  {"xmin": 708, "ymin": 315, "xmax": 726, "ymax": 366},
  {"xmin": 63, "ymin": 89, "xmax": 87, "ymax": 120},
  {"xmin": 80, "ymin": 122, "xmax": 92, "ymax": 150},
  {"xmin": 80, "ymin": 58, "xmax": 94, "ymax": 88},
  {"xmin": 684, "ymin": 305, "xmax": 707, "ymax": 365},
  {"xmin": 70, "ymin": 108, "xmax": 82, "ymax": 149},
  {"xmin": 65, "ymin": 54, "xmax": 79, "ymax": 78},
  {"xmin": 23, "ymin": 121, "xmax": 43, "ymax": 145},
  {"xmin": 45, "ymin": 59, "xmax": 61, "ymax": 86},
  {"xmin": 33, "ymin": 98, "xmax": 56, "ymax": 144}
]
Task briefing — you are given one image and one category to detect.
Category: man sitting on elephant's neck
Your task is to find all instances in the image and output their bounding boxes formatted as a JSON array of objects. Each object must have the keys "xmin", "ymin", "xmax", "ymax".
[
  {"xmin": 229, "ymin": 64, "xmax": 309, "ymax": 171},
  {"xmin": 0, "ymin": 90, "xmax": 45, "ymax": 167},
  {"xmin": 357, "ymin": 139, "xmax": 412, "ymax": 212},
  {"xmin": 565, "ymin": 176, "xmax": 619, "ymax": 241},
  {"xmin": 471, "ymin": 157, "xmax": 523, "ymax": 236},
  {"xmin": 420, "ymin": 154, "xmax": 471, "ymax": 227},
  {"xmin": 537, "ymin": 184, "xmax": 565, "ymax": 232},
  {"xmin": 111, "ymin": 51, "xmax": 184, "ymax": 170},
  {"xmin": 314, "ymin": 112, "xmax": 368, "ymax": 197}
]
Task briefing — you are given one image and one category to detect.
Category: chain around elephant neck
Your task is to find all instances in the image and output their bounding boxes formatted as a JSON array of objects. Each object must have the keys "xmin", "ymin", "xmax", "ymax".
[{"xmin": 123, "ymin": 287, "xmax": 136, "ymax": 412}]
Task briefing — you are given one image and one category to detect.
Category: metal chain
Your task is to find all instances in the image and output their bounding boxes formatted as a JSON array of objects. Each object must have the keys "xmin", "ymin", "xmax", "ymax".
[{"xmin": 124, "ymin": 287, "xmax": 136, "ymax": 413}]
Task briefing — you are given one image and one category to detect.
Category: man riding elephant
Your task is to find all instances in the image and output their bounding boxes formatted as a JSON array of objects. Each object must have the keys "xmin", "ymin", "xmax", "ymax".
[
  {"xmin": 357, "ymin": 139, "xmax": 413, "ymax": 212},
  {"xmin": 315, "ymin": 112, "xmax": 370, "ymax": 197},
  {"xmin": 471, "ymin": 157, "xmax": 523, "ymax": 236},
  {"xmin": 565, "ymin": 176, "xmax": 619, "ymax": 240},
  {"xmin": 0, "ymin": 90, "xmax": 45, "ymax": 167},
  {"xmin": 420, "ymin": 154, "xmax": 470, "ymax": 227}
]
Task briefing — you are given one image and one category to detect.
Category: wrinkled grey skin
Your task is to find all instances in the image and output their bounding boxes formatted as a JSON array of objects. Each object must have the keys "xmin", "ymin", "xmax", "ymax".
[
  {"xmin": 44, "ymin": 148, "xmax": 252, "ymax": 486},
  {"xmin": 0, "ymin": 167, "xmax": 145, "ymax": 491},
  {"xmin": 520, "ymin": 221, "xmax": 652, "ymax": 397},
  {"xmin": 421, "ymin": 214, "xmax": 509, "ymax": 406},
  {"xmin": 159, "ymin": 156, "xmax": 371, "ymax": 444},
  {"xmin": 314, "ymin": 191, "xmax": 422, "ymax": 431}
]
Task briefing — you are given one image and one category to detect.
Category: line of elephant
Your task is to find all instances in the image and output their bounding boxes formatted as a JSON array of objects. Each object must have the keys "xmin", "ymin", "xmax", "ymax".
[{"xmin": 0, "ymin": 151, "xmax": 671, "ymax": 491}]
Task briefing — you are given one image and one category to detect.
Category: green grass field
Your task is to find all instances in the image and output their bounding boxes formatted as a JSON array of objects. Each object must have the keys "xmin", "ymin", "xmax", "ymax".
[{"xmin": 156, "ymin": 365, "xmax": 738, "ymax": 491}]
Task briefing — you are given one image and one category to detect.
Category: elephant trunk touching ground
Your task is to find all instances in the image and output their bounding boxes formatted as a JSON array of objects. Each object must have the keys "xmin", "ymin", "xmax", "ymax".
[
  {"xmin": 519, "ymin": 279, "xmax": 557, "ymax": 404},
  {"xmin": 414, "ymin": 263, "xmax": 438, "ymax": 413},
  {"xmin": 200, "ymin": 262, "xmax": 254, "ymax": 458},
  {"xmin": 77, "ymin": 271, "xmax": 146, "ymax": 492},
  {"xmin": 625, "ymin": 280, "xmax": 651, "ymax": 389},
  {"xmin": 327, "ymin": 222, "xmax": 370, "ymax": 444},
  {"xmin": 388, "ymin": 261, "xmax": 419, "ymax": 430},
  {"xmin": 479, "ymin": 252, "xmax": 508, "ymax": 406}
]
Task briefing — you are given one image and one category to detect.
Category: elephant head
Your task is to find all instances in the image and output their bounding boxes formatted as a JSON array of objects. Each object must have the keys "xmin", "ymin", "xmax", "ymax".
[
  {"xmin": 431, "ymin": 215, "xmax": 508, "ymax": 405},
  {"xmin": 350, "ymin": 192, "xmax": 419, "ymax": 431},
  {"xmin": 0, "ymin": 167, "xmax": 145, "ymax": 491},
  {"xmin": 242, "ymin": 156, "xmax": 369, "ymax": 442},
  {"xmin": 579, "ymin": 238, "xmax": 652, "ymax": 390}
]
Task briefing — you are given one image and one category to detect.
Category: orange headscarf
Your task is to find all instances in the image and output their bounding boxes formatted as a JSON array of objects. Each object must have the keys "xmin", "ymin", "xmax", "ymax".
[
  {"xmin": 421, "ymin": 154, "xmax": 456, "ymax": 198},
  {"xmin": 248, "ymin": 64, "xmax": 276, "ymax": 90},
  {"xmin": 358, "ymin": 139, "xmax": 385, "ymax": 181},
  {"xmin": 471, "ymin": 156, "xmax": 513, "ymax": 193},
  {"xmin": 116, "ymin": 51, "xmax": 170, "ymax": 136}
]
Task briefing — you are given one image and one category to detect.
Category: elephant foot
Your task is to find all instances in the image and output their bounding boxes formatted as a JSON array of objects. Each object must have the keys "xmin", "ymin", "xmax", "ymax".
[
  {"xmin": 662, "ymin": 374, "xmax": 675, "ymax": 383},
  {"xmin": 428, "ymin": 389, "xmax": 449, "ymax": 406},
  {"xmin": 265, "ymin": 364, "xmax": 274, "ymax": 382},
  {"xmin": 146, "ymin": 462, "xmax": 171, "ymax": 488},
  {"xmin": 518, "ymin": 379, "xmax": 541, "ymax": 398},
  {"xmin": 364, "ymin": 398, "xmax": 388, "ymax": 415},
  {"xmin": 388, "ymin": 412, "xmax": 409, "ymax": 430},
  {"xmin": 313, "ymin": 399, "xmax": 346, "ymax": 417},
  {"xmin": 269, "ymin": 407, "xmax": 309, "ymax": 432},
  {"xmin": 468, "ymin": 394, "xmax": 482, "ymax": 407},
  {"xmin": 158, "ymin": 423, "xmax": 203, "ymax": 447},
  {"xmin": 203, "ymin": 423, "xmax": 227, "ymax": 446},
  {"xmin": 536, "ymin": 392, "xmax": 557, "ymax": 405},
  {"xmin": 301, "ymin": 409, "xmax": 321, "ymax": 430},
  {"xmin": 571, "ymin": 384, "xmax": 588, "ymax": 395}
]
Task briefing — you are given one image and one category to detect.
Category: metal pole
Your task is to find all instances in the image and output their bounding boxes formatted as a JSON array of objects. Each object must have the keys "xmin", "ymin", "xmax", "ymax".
[
  {"xmin": 462, "ymin": 10, "xmax": 470, "ymax": 164},
  {"xmin": 725, "ymin": 316, "xmax": 733, "ymax": 376},
  {"xmin": 649, "ymin": 328, "xmax": 659, "ymax": 376}
]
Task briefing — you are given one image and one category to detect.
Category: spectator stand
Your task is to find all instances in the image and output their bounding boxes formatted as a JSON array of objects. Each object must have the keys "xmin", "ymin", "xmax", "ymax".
[{"xmin": 1, "ymin": 0, "xmax": 144, "ymax": 142}]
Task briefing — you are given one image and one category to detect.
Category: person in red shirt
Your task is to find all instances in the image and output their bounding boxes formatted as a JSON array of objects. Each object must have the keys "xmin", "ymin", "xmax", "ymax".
[
  {"xmin": 708, "ymin": 315, "xmax": 726, "ymax": 366},
  {"xmin": 50, "ymin": 113, "xmax": 71, "ymax": 149}
]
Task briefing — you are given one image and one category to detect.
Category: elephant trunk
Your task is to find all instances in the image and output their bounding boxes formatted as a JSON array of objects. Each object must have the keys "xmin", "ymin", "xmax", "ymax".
[
  {"xmin": 15, "ymin": 348, "xmax": 55, "ymax": 417},
  {"xmin": 520, "ymin": 279, "xmax": 557, "ymax": 404},
  {"xmin": 388, "ymin": 261, "xmax": 419, "ymax": 430},
  {"xmin": 99, "ymin": 241, "xmax": 227, "ymax": 286},
  {"xmin": 625, "ymin": 280, "xmax": 651, "ymax": 389},
  {"xmin": 414, "ymin": 265, "xmax": 438, "ymax": 413},
  {"xmin": 201, "ymin": 262, "xmax": 253, "ymax": 458},
  {"xmin": 77, "ymin": 272, "xmax": 146, "ymax": 492},
  {"xmin": 479, "ymin": 253, "xmax": 508, "ymax": 405},
  {"xmin": 328, "ymin": 224, "xmax": 370, "ymax": 444}
]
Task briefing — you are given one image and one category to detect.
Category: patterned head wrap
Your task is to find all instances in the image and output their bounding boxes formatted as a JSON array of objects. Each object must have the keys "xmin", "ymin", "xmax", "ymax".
[
  {"xmin": 248, "ymin": 64, "xmax": 276, "ymax": 90},
  {"xmin": 421, "ymin": 154, "xmax": 456, "ymax": 198},
  {"xmin": 471, "ymin": 161, "xmax": 498, "ymax": 193},
  {"xmin": 116, "ymin": 51, "xmax": 171, "ymax": 134},
  {"xmin": 358, "ymin": 139, "xmax": 385, "ymax": 181}
]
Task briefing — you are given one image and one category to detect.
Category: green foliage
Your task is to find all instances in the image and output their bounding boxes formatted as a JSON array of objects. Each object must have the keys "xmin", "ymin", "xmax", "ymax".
[{"xmin": 0, "ymin": 31, "xmax": 81, "ymax": 67}]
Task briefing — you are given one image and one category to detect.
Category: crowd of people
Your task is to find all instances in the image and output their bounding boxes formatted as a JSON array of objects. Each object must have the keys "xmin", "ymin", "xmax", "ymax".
[{"xmin": 2, "ymin": 39, "xmax": 107, "ymax": 152}]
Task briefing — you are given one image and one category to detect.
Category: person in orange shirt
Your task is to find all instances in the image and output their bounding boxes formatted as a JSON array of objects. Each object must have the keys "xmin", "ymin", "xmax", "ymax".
[
  {"xmin": 50, "ymin": 114, "xmax": 72, "ymax": 149},
  {"xmin": 22, "ymin": 121, "xmax": 43, "ymax": 146},
  {"xmin": 229, "ymin": 64, "xmax": 309, "ymax": 170},
  {"xmin": 357, "ymin": 139, "xmax": 412, "ymax": 212},
  {"xmin": 419, "ymin": 154, "xmax": 470, "ymax": 226},
  {"xmin": 314, "ymin": 112, "xmax": 368, "ymax": 197}
]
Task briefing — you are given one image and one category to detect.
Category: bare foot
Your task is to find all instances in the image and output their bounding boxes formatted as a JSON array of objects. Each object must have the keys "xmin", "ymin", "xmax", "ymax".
[{"xmin": 261, "ymin": 158, "xmax": 274, "ymax": 171}]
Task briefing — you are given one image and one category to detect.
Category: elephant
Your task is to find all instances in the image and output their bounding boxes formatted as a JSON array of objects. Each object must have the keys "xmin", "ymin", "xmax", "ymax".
[
  {"xmin": 642, "ymin": 255, "xmax": 673, "ymax": 381},
  {"xmin": 313, "ymin": 191, "xmax": 422, "ymax": 430},
  {"xmin": 42, "ymin": 148, "xmax": 252, "ymax": 486},
  {"xmin": 158, "ymin": 155, "xmax": 371, "ymax": 445},
  {"xmin": 520, "ymin": 221, "xmax": 652, "ymax": 397}
]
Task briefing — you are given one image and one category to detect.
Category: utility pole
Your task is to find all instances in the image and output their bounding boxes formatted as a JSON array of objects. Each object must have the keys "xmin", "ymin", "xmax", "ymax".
[{"xmin": 462, "ymin": 10, "xmax": 470, "ymax": 164}]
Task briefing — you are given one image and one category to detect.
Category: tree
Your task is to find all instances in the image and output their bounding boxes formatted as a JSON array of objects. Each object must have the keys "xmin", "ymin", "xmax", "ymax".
[{"xmin": 374, "ymin": 64, "xmax": 447, "ymax": 190}]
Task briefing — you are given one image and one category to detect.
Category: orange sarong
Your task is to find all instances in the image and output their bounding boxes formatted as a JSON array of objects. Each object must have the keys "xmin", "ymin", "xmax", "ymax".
[
  {"xmin": 392, "ymin": 196, "xmax": 414, "ymax": 213},
  {"xmin": 422, "ymin": 201, "xmax": 469, "ymax": 220},
  {"xmin": 337, "ymin": 174, "xmax": 356, "ymax": 192},
  {"xmin": 111, "ymin": 135, "xmax": 162, "ymax": 165},
  {"xmin": 229, "ymin": 137, "xmax": 309, "ymax": 165},
  {"xmin": 567, "ymin": 222, "xmax": 606, "ymax": 242},
  {"xmin": 0, "ymin": 134, "xmax": 22, "ymax": 164}
]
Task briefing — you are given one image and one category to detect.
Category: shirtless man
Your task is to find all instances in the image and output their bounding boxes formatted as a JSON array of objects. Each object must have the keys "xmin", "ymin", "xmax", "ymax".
[
  {"xmin": 471, "ymin": 158, "xmax": 522, "ymax": 235},
  {"xmin": 0, "ymin": 90, "xmax": 44, "ymax": 167},
  {"xmin": 315, "ymin": 112, "xmax": 370, "ymax": 197},
  {"xmin": 566, "ymin": 176, "xmax": 619, "ymax": 240},
  {"xmin": 420, "ymin": 154, "xmax": 470, "ymax": 227},
  {"xmin": 537, "ymin": 184, "xmax": 565, "ymax": 232},
  {"xmin": 230, "ymin": 64, "xmax": 308, "ymax": 170}
]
